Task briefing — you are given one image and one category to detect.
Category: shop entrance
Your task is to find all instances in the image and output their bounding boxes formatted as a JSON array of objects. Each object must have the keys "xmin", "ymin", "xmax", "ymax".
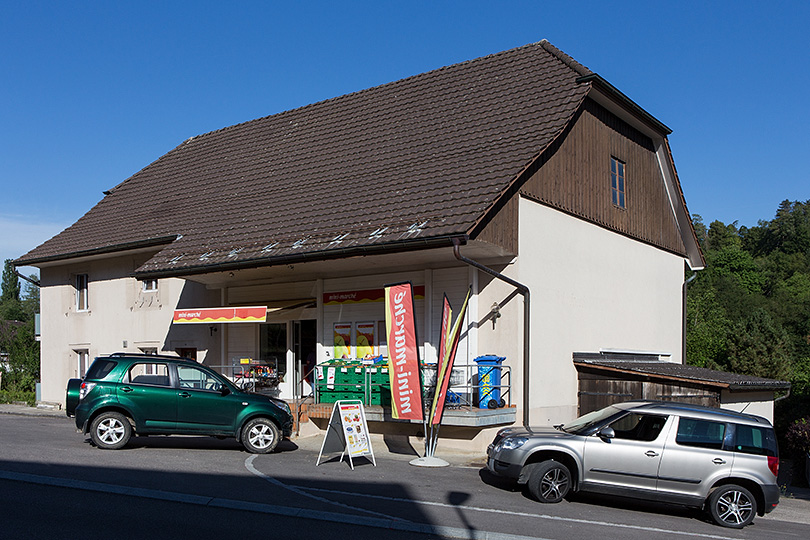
[{"xmin": 259, "ymin": 319, "xmax": 316, "ymax": 400}]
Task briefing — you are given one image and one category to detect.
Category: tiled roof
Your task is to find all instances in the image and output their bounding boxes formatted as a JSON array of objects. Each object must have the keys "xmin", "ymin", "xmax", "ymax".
[
  {"xmin": 574, "ymin": 356, "xmax": 790, "ymax": 391},
  {"xmin": 18, "ymin": 41, "xmax": 595, "ymax": 274}
]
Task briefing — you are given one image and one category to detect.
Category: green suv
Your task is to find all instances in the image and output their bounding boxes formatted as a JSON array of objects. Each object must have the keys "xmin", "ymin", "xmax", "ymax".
[{"xmin": 66, "ymin": 353, "xmax": 293, "ymax": 453}]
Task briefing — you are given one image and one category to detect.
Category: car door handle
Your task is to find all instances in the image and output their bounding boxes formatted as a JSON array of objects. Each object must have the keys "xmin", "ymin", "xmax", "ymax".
[
  {"xmin": 645, "ymin": 451, "xmax": 659, "ymax": 457},
  {"xmin": 179, "ymin": 392, "xmax": 191, "ymax": 398},
  {"xmin": 120, "ymin": 386, "xmax": 133, "ymax": 393},
  {"xmin": 713, "ymin": 458, "xmax": 727, "ymax": 465}
]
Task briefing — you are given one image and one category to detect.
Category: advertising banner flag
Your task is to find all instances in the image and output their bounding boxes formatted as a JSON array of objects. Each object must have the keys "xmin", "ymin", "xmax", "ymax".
[
  {"xmin": 427, "ymin": 296, "xmax": 452, "ymax": 425},
  {"xmin": 430, "ymin": 288, "xmax": 471, "ymax": 425},
  {"xmin": 384, "ymin": 283, "xmax": 423, "ymax": 420}
]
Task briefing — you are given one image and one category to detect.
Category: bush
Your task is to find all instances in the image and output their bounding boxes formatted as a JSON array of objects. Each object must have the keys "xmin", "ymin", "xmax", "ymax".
[
  {"xmin": 786, "ymin": 418, "xmax": 810, "ymax": 454},
  {"xmin": 0, "ymin": 389, "xmax": 36, "ymax": 407}
]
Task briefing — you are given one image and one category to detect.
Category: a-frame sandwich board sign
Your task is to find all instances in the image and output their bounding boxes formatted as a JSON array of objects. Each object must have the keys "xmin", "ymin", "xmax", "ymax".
[{"xmin": 316, "ymin": 400, "xmax": 376, "ymax": 470}]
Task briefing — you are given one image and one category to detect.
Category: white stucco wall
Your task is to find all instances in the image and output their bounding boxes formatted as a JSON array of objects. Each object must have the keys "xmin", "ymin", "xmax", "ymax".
[
  {"xmin": 38, "ymin": 255, "xmax": 216, "ymax": 406},
  {"xmin": 476, "ymin": 199, "xmax": 687, "ymax": 427},
  {"xmin": 720, "ymin": 390, "xmax": 776, "ymax": 423}
]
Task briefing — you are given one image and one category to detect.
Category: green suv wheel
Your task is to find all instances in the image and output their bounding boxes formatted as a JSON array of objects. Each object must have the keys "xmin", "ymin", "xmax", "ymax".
[
  {"xmin": 90, "ymin": 411, "xmax": 132, "ymax": 450},
  {"xmin": 708, "ymin": 484, "xmax": 757, "ymax": 528},
  {"xmin": 242, "ymin": 418, "xmax": 281, "ymax": 454}
]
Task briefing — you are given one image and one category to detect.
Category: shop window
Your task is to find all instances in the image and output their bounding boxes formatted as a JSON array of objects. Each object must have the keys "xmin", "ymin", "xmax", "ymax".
[
  {"xmin": 76, "ymin": 274, "xmax": 89, "ymax": 311},
  {"xmin": 260, "ymin": 323, "xmax": 287, "ymax": 381},
  {"xmin": 611, "ymin": 157, "xmax": 626, "ymax": 209}
]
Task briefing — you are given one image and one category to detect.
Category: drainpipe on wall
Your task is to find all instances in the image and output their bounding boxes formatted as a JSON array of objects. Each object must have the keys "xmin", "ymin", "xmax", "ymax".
[{"xmin": 452, "ymin": 239, "xmax": 532, "ymax": 428}]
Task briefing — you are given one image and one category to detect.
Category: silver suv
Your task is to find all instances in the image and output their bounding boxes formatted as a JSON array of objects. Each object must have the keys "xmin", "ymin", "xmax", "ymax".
[{"xmin": 487, "ymin": 401, "xmax": 780, "ymax": 528}]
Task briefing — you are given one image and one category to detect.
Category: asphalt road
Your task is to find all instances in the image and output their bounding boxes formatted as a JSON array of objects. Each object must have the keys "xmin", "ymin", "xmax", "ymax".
[{"xmin": 1, "ymin": 413, "xmax": 808, "ymax": 540}]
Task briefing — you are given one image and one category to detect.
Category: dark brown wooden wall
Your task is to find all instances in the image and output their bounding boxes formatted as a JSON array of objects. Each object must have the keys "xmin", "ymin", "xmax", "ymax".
[
  {"xmin": 475, "ymin": 98, "xmax": 687, "ymax": 257},
  {"xmin": 577, "ymin": 369, "xmax": 720, "ymax": 416}
]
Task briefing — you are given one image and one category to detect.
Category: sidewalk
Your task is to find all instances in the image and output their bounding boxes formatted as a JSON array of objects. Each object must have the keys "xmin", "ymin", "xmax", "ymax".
[{"xmin": 2, "ymin": 401, "xmax": 809, "ymax": 524}]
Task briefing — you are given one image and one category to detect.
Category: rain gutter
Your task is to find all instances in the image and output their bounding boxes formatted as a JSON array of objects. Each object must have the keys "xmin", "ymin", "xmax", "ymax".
[{"xmin": 452, "ymin": 238, "xmax": 532, "ymax": 428}]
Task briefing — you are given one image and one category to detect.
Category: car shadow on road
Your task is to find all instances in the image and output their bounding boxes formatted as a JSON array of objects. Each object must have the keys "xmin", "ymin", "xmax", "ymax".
[
  {"xmin": 83, "ymin": 434, "xmax": 301, "ymax": 454},
  {"xmin": 478, "ymin": 467, "xmax": 710, "ymax": 525}
]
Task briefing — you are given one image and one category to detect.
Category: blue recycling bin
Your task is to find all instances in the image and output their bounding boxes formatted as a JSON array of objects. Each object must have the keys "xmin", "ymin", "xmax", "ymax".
[{"xmin": 475, "ymin": 355, "xmax": 505, "ymax": 409}]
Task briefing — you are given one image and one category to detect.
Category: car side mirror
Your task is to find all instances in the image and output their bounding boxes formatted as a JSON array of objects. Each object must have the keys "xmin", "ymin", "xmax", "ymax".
[
  {"xmin": 598, "ymin": 427, "xmax": 615, "ymax": 440},
  {"xmin": 219, "ymin": 385, "xmax": 231, "ymax": 396}
]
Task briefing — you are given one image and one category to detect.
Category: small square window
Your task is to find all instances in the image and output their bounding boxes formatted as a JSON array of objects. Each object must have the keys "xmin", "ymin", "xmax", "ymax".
[
  {"xmin": 142, "ymin": 279, "xmax": 158, "ymax": 292},
  {"xmin": 611, "ymin": 157, "xmax": 626, "ymax": 209}
]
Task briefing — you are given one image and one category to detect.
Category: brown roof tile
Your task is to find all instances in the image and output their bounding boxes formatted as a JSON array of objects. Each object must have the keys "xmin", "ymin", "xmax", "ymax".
[{"xmin": 17, "ymin": 41, "xmax": 594, "ymax": 274}]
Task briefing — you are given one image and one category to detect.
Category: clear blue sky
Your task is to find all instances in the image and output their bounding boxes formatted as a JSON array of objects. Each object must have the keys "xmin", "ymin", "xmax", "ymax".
[{"xmin": 2, "ymin": 1, "xmax": 808, "ymax": 273}]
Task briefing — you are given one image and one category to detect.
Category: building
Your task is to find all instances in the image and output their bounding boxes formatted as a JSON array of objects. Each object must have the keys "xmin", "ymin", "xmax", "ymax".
[{"xmin": 17, "ymin": 40, "xmax": 784, "ymax": 451}]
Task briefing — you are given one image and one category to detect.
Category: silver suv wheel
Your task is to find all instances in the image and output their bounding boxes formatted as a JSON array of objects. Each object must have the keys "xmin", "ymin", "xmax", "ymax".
[
  {"xmin": 708, "ymin": 484, "xmax": 756, "ymax": 528},
  {"xmin": 528, "ymin": 460, "xmax": 571, "ymax": 503}
]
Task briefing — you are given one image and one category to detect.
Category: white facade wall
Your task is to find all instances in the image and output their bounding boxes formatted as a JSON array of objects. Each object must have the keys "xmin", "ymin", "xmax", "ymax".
[
  {"xmin": 720, "ymin": 390, "xmax": 775, "ymax": 423},
  {"xmin": 474, "ymin": 199, "xmax": 687, "ymax": 426},
  {"xmin": 38, "ymin": 254, "xmax": 216, "ymax": 405}
]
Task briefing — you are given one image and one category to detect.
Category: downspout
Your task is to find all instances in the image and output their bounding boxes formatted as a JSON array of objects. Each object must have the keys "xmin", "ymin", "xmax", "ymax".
[{"xmin": 452, "ymin": 239, "xmax": 532, "ymax": 428}]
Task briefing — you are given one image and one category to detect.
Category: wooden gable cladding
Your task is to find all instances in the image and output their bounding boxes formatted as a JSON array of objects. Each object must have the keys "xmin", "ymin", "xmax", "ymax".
[
  {"xmin": 577, "ymin": 367, "xmax": 721, "ymax": 416},
  {"xmin": 516, "ymin": 98, "xmax": 687, "ymax": 256}
]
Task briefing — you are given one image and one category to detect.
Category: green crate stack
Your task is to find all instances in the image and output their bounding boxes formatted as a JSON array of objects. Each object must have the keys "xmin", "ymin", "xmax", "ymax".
[
  {"xmin": 366, "ymin": 366, "xmax": 391, "ymax": 406},
  {"xmin": 317, "ymin": 363, "xmax": 364, "ymax": 403}
]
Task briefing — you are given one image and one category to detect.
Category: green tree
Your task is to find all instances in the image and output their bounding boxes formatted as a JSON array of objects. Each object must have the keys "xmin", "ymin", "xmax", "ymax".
[
  {"xmin": 20, "ymin": 274, "xmax": 40, "ymax": 319},
  {"xmin": 0, "ymin": 260, "xmax": 24, "ymax": 322},
  {"xmin": 1, "ymin": 259, "xmax": 20, "ymax": 302},
  {"xmin": 685, "ymin": 288, "xmax": 730, "ymax": 369},
  {"xmin": 0, "ymin": 318, "xmax": 39, "ymax": 393},
  {"xmin": 727, "ymin": 309, "xmax": 793, "ymax": 382}
]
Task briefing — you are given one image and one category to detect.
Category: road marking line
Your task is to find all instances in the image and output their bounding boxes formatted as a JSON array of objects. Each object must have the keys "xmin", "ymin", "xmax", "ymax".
[
  {"xmin": 270, "ymin": 481, "xmax": 739, "ymax": 540},
  {"xmin": 244, "ymin": 454, "xmax": 400, "ymax": 521}
]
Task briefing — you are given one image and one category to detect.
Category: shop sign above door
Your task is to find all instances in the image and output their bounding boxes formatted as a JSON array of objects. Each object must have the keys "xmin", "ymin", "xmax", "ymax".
[
  {"xmin": 172, "ymin": 306, "xmax": 267, "ymax": 324},
  {"xmin": 323, "ymin": 286, "xmax": 425, "ymax": 305}
]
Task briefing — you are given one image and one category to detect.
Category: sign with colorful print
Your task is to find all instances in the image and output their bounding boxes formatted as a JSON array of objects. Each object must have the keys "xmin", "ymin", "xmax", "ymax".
[
  {"xmin": 356, "ymin": 321, "xmax": 376, "ymax": 358},
  {"xmin": 333, "ymin": 322, "xmax": 352, "ymax": 359},
  {"xmin": 339, "ymin": 402, "xmax": 371, "ymax": 457},
  {"xmin": 384, "ymin": 282, "xmax": 423, "ymax": 421},
  {"xmin": 430, "ymin": 288, "xmax": 470, "ymax": 425},
  {"xmin": 316, "ymin": 399, "xmax": 376, "ymax": 470},
  {"xmin": 172, "ymin": 306, "xmax": 266, "ymax": 324}
]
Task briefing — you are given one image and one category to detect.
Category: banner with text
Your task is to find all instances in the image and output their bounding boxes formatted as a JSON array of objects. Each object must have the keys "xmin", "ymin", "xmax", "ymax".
[
  {"xmin": 384, "ymin": 283, "xmax": 423, "ymax": 421},
  {"xmin": 172, "ymin": 306, "xmax": 267, "ymax": 324},
  {"xmin": 430, "ymin": 288, "xmax": 470, "ymax": 425}
]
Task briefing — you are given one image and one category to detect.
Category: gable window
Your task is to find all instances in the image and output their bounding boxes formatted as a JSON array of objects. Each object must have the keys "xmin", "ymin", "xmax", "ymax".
[
  {"xmin": 76, "ymin": 274, "xmax": 89, "ymax": 311},
  {"xmin": 142, "ymin": 279, "xmax": 158, "ymax": 292},
  {"xmin": 610, "ymin": 157, "xmax": 626, "ymax": 209}
]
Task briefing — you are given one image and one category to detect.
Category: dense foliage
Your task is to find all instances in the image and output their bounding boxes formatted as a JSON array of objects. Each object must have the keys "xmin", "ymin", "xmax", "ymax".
[
  {"xmin": 686, "ymin": 200, "xmax": 810, "ymax": 443},
  {"xmin": 0, "ymin": 259, "xmax": 39, "ymax": 402}
]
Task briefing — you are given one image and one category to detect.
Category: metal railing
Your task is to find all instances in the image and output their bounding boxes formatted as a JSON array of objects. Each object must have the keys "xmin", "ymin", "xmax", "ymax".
[{"xmin": 313, "ymin": 361, "xmax": 511, "ymax": 411}]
